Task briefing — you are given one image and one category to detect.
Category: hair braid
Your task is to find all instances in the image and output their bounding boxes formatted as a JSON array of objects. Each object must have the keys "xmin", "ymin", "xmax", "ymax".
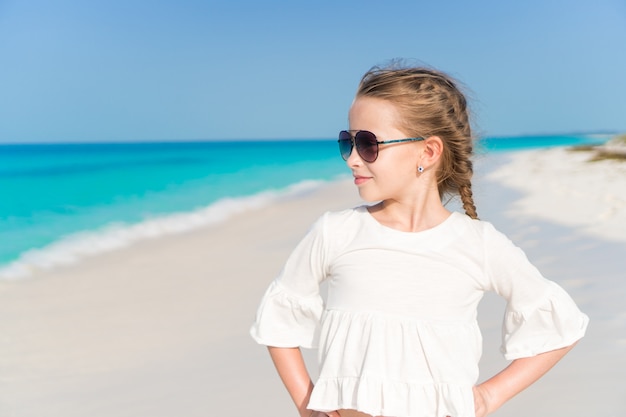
[
  {"xmin": 356, "ymin": 65, "xmax": 479, "ymax": 219},
  {"xmin": 435, "ymin": 80, "xmax": 478, "ymax": 219}
]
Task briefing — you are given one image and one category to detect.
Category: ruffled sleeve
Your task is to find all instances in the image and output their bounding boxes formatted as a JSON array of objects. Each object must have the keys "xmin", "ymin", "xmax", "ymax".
[
  {"xmin": 482, "ymin": 223, "xmax": 589, "ymax": 360},
  {"xmin": 250, "ymin": 214, "xmax": 330, "ymax": 348}
]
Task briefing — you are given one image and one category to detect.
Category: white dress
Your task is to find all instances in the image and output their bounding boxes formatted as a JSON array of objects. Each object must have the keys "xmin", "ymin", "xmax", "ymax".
[{"xmin": 250, "ymin": 207, "xmax": 588, "ymax": 417}]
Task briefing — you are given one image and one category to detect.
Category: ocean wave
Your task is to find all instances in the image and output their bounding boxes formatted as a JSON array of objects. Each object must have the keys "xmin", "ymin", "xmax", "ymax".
[{"xmin": 0, "ymin": 179, "xmax": 326, "ymax": 281}]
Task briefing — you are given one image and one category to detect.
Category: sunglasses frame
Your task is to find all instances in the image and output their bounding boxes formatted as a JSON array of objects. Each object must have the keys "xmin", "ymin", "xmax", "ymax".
[{"xmin": 338, "ymin": 130, "xmax": 424, "ymax": 162}]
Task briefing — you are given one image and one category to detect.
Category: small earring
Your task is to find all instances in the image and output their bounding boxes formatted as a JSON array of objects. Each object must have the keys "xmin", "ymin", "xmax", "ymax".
[{"xmin": 418, "ymin": 165, "xmax": 424, "ymax": 173}]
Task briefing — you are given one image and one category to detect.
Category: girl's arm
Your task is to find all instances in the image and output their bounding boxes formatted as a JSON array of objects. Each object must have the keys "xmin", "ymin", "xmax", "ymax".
[
  {"xmin": 473, "ymin": 343, "xmax": 576, "ymax": 417},
  {"xmin": 267, "ymin": 346, "xmax": 340, "ymax": 417}
]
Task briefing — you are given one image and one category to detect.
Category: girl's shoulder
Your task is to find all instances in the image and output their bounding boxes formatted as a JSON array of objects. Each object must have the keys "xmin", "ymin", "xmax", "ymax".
[
  {"xmin": 321, "ymin": 204, "xmax": 369, "ymax": 221},
  {"xmin": 315, "ymin": 205, "xmax": 371, "ymax": 233},
  {"xmin": 300, "ymin": 206, "xmax": 371, "ymax": 260},
  {"xmin": 452, "ymin": 213, "xmax": 512, "ymax": 245},
  {"xmin": 455, "ymin": 212, "xmax": 495, "ymax": 232},
  {"xmin": 454, "ymin": 215, "xmax": 529, "ymax": 264}
]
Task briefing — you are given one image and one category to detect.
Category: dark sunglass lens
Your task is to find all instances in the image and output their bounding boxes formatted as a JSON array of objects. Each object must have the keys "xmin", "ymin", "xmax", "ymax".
[
  {"xmin": 338, "ymin": 139, "xmax": 353, "ymax": 161},
  {"xmin": 355, "ymin": 131, "xmax": 378, "ymax": 162},
  {"xmin": 338, "ymin": 131, "xmax": 353, "ymax": 161}
]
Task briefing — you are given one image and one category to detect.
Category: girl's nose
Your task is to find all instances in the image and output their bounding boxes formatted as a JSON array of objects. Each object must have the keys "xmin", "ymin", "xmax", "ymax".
[{"xmin": 346, "ymin": 144, "xmax": 362, "ymax": 167}]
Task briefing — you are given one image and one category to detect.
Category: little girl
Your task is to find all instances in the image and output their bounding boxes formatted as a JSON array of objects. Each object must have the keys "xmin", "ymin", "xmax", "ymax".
[{"xmin": 250, "ymin": 64, "xmax": 588, "ymax": 417}]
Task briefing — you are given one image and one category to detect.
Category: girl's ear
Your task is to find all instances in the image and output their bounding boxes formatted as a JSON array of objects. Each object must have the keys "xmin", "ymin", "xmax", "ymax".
[{"xmin": 420, "ymin": 136, "xmax": 444, "ymax": 168}]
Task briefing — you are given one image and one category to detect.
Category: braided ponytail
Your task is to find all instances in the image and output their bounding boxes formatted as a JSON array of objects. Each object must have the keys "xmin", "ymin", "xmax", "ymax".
[{"xmin": 356, "ymin": 65, "xmax": 479, "ymax": 219}]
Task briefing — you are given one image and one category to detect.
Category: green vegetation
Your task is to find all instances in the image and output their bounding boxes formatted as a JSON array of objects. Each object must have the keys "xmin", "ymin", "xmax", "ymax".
[
  {"xmin": 568, "ymin": 133, "xmax": 626, "ymax": 162},
  {"xmin": 589, "ymin": 151, "xmax": 626, "ymax": 162},
  {"xmin": 568, "ymin": 145, "xmax": 597, "ymax": 152},
  {"xmin": 590, "ymin": 133, "xmax": 626, "ymax": 162}
]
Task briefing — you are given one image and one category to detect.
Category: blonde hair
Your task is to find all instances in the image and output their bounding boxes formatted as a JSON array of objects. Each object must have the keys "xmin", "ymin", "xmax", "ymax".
[{"xmin": 356, "ymin": 65, "xmax": 478, "ymax": 219}]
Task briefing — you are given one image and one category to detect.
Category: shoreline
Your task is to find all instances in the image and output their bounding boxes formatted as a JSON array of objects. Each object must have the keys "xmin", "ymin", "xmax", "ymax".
[
  {"xmin": 0, "ymin": 177, "xmax": 349, "ymax": 281},
  {"xmin": 0, "ymin": 147, "xmax": 624, "ymax": 416}
]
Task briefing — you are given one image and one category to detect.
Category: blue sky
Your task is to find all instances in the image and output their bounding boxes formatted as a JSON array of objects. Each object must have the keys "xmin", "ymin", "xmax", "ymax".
[{"xmin": 0, "ymin": 0, "xmax": 624, "ymax": 143}]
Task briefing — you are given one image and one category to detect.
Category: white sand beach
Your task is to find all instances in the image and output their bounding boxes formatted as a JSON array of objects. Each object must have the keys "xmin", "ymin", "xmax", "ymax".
[
  {"xmin": 485, "ymin": 147, "xmax": 626, "ymax": 243},
  {"xmin": 0, "ymin": 146, "xmax": 624, "ymax": 416}
]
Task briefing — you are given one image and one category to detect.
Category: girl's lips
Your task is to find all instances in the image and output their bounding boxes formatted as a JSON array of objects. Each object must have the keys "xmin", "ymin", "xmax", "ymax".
[{"xmin": 353, "ymin": 176, "xmax": 370, "ymax": 185}]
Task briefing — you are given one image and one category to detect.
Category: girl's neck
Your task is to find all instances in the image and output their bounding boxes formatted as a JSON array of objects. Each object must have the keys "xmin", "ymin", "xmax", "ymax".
[{"xmin": 367, "ymin": 197, "xmax": 451, "ymax": 233}]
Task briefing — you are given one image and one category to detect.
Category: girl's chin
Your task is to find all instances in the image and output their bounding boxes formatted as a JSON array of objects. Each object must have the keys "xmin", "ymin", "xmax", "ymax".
[{"xmin": 356, "ymin": 189, "xmax": 382, "ymax": 202}]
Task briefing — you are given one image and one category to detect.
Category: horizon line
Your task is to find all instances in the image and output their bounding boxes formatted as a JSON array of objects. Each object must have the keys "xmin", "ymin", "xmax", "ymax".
[{"xmin": 0, "ymin": 130, "xmax": 620, "ymax": 146}]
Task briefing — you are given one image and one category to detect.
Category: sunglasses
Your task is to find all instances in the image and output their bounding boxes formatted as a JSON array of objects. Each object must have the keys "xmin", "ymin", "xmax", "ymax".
[{"xmin": 338, "ymin": 130, "xmax": 424, "ymax": 163}]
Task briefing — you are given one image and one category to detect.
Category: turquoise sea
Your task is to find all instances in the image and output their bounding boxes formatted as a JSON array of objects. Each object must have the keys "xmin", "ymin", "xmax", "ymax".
[{"xmin": 0, "ymin": 134, "xmax": 609, "ymax": 279}]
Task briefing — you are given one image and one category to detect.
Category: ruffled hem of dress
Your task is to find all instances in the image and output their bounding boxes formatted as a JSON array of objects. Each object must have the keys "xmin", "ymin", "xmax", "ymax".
[
  {"xmin": 501, "ymin": 281, "xmax": 589, "ymax": 360},
  {"xmin": 308, "ymin": 375, "xmax": 475, "ymax": 417},
  {"xmin": 250, "ymin": 280, "xmax": 323, "ymax": 348}
]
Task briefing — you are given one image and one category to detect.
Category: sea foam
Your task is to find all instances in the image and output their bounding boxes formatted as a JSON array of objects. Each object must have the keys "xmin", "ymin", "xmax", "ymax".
[{"xmin": 0, "ymin": 180, "xmax": 325, "ymax": 280}]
